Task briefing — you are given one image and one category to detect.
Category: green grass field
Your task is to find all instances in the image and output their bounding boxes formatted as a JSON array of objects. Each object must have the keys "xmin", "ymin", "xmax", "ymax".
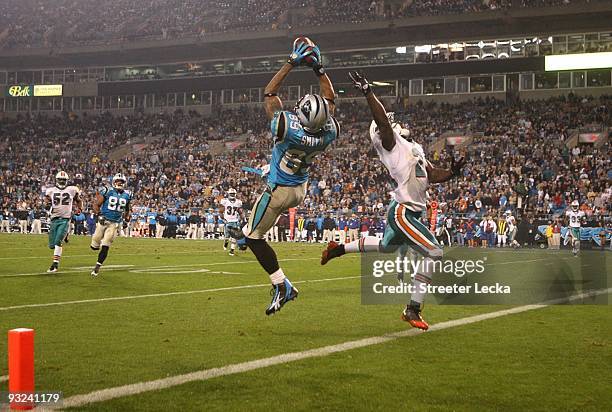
[{"xmin": 0, "ymin": 233, "xmax": 610, "ymax": 411}]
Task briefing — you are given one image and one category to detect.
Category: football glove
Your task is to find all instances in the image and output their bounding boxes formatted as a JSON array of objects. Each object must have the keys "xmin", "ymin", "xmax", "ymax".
[
  {"xmin": 450, "ymin": 156, "xmax": 466, "ymax": 177},
  {"xmin": 308, "ymin": 45, "xmax": 326, "ymax": 76},
  {"xmin": 97, "ymin": 215, "xmax": 106, "ymax": 225},
  {"xmin": 349, "ymin": 71, "xmax": 372, "ymax": 95},
  {"xmin": 288, "ymin": 41, "xmax": 314, "ymax": 67}
]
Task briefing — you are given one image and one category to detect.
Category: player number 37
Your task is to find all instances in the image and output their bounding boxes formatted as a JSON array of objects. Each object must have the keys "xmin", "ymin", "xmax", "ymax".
[{"xmin": 107, "ymin": 196, "xmax": 127, "ymax": 211}]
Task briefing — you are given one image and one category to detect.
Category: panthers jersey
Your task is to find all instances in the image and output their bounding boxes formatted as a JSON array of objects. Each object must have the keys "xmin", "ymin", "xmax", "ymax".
[
  {"xmin": 370, "ymin": 128, "xmax": 430, "ymax": 212},
  {"xmin": 566, "ymin": 210, "xmax": 585, "ymax": 228},
  {"xmin": 220, "ymin": 198, "xmax": 242, "ymax": 223},
  {"xmin": 99, "ymin": 186, "xmax": 132, "ymax": 223},
  {"xmin": 45, "ymin": 186, "xmax": 80, "ymax": 219},
  {"xmin": 268, "ymin": 110, "xmax": 339, "ymax": 186}
]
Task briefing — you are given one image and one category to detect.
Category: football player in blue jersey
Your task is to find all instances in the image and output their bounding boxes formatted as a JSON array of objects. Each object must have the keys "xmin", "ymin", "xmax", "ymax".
[
  {"xmin": 90, "ymin": 173, "xmax": 132, "ymax": 277},
  {"xmin": 232, "ymin": 38, "xmax": 340, "ymax": 315}
]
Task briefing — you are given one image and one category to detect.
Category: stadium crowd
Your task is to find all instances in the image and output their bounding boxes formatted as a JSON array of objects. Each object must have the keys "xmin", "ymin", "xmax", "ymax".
[
  {"xmin": 0, "ymin": 94, "xmax": 610, "ymax": 247},
  {"xmin": 0, "ymin": 0, "xmax": 600, "ymax": 49}
]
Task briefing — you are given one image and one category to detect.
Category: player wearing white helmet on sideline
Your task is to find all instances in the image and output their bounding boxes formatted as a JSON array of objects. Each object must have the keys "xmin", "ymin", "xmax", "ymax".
[
  {"xmin": 44, "ymin": 171, "xmax": 83, "ymax": 272},
  {"xmin": 565, "ymin": 200, "xmax": 585, "ymax": 257},
  {"xmin": 220, "ymin": 188, "xmax": 243, "ymax": 255}
]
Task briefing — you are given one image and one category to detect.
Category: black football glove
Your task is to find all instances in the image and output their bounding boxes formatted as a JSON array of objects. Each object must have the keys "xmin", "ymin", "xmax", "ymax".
[
  {"xmin": 348, "ymin": 71, "xmax": 372, "ymax": 96},
  {"xmin": 450, "ymin": 156, "xmax": 466, "ymax": 177},
  {"xmin": 308, "ymin": 45, "xmax": 325, "ymax": 76}
]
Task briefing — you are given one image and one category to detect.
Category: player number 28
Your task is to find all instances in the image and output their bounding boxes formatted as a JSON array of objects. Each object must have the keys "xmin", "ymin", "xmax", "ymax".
[{"xmin": 107, "ymin": 196, "xmax": 127, "ymax": 211}]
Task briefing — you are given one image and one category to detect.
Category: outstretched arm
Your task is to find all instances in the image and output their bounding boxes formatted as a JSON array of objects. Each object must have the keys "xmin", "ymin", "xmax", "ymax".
[
  {"xmin": 427, "ymin": 156, "xmax": 465, "ymax": 184},
  {"xmin": 317, "ymin": 72, "xmax": 336, "ymax": 116},
  {"xmin": 349, "ymin": 71, "xmax": 395, "ymax": 151},
  {"xmin": 264, "ymin": 40, "xmax": 317, "ymax": 120},
  {"xmin": 264, "ymin": 63, "xmax": 292, "ymax": 120},
  {"xmin": 306, "ymin": 44, "xmax": 336, "ymax": 115}
]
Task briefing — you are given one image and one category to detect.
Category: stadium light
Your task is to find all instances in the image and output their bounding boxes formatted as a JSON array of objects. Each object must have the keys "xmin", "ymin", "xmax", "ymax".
[{"xmin": 545, "ymin": 52, "xmax": 612, "ymax": 71}]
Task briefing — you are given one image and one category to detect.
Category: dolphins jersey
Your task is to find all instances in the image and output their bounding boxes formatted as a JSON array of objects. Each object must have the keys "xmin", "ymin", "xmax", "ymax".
[
  {"xmin": 566, "ymin": 210, "xmax": 585, "ymax": 228},
  {"xmin": 45, "ymin": 186, "xmax": 80, "ymax": 219},
  {"xmin": 370, "ymin": 128, "xmax": 430, "ymax": 212},
  {"xmin": 220, "ymin": 198, "xmax": 242, "ymax": 223}
]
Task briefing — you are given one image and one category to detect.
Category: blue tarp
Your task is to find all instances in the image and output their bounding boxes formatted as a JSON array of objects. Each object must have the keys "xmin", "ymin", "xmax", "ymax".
[{"xmin": 537, "ymin": 225, "xmax": 610, "ymax": 246}]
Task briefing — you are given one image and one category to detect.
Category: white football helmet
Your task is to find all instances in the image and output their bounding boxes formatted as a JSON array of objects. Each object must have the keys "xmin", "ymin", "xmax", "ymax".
[
  {"xmin": 571, "ymin": 200, "xmax": 579, "ymax": 211},
  {"xmin": 228, "ymin": 188, "xmax": 237, "ymax": 201},
  {"xmin": 295, "ymin": 94, "xmax": 329, "ymax": 133},
  {"xmin": 112, "ymin": 173, "xmax": 127, "ymax": 190},
  {"xmin": 55, "ymin": 171, "xmax": 69, "ymax": 189}
]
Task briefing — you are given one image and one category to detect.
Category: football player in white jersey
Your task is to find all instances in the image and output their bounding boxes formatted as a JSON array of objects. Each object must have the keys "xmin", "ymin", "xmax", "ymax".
[
  {"xmin": 321, "ymin": 71, "xmax": 464, "ymax": 330},
  {"xmin": 44, "ymin": 171, "xmax": 82, "ymax": 272},
  {"xmin": 220, "ymin": 188, "xmax": 243, "ymax": 256},
  {"xmin": 565, "ymin": 200, "xmax": 585, "ymax": 256}
]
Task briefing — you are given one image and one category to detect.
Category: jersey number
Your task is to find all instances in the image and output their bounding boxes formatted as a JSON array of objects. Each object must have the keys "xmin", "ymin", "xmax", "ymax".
[
  {"xmin": 226, "ymin": 206, "xmax": 238, "ymax": 216},
  {"xmin": 280, "ymin": 149, "xmax": 323, "ymax": 175},
  {"xmin": 107, "ymin": 196, "xmax": 127, "ymax": 212},
  {"xmin": 52, "ymin": 192, "xmax": 71, "ymax": 206}
]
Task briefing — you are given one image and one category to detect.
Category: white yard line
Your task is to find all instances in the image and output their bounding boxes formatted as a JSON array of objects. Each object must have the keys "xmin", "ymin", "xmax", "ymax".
[
  {"xmin": 0, "ymin": 250, "xmax": 224, "ymax": 260},
  {"xmin": 57, "ymin": 287, "xmax": 612, "ymax": 409},
  {"xmin": 0, "ymin": 275, "xmax": 362, "ymax": 312},
  {"xmin": 0, "ymin": 375, "xmax": 7, "ymax": 383},
  {"xmin": 0, "ymin": 257, "xmax": 335, "ymax": 278}
]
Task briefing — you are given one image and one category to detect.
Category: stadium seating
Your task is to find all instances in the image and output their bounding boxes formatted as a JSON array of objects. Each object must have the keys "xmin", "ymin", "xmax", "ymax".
[
  {"xmin": 1, "ymin": 95, "xmax": 609, "ymax": 227},
  {"xmin": 0, "ymin": 0, "xmax": 599, "ymax": 49}
]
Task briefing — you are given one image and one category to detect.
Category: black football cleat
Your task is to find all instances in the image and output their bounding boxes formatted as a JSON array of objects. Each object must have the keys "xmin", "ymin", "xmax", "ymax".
[
  {"xmin": 47, "ymin": 262, "xmax": 59, "ymax": 273},
  {"xmin": 265, "ymin": 279, "xmax": 299, "ymax": 315},
  {"xmin": 91, "ymin": 264, "xmax": 101, "ymax": 277},
  {"xmin": 321, "ymin": 241, "xmax": 344, "ymax": 265}
]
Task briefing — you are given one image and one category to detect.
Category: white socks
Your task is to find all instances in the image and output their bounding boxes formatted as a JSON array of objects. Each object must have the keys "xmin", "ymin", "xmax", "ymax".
[
  {"xmin": 344, "ymin": 236, "xmax": 381, "ymax": 253},
  {"xmin": 269, "ymin": 268, "xmax": 286, "ymax": 285},
  {"xmin": 410, "ymin": 258, "xmax": 434, "ymax": 305},
  {"xmin": 53, "ymin": 246, "xmax": 63, "ymax": 262}
]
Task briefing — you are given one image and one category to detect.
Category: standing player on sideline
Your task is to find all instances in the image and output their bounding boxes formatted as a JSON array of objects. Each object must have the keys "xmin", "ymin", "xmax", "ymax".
[
  {"xmin": 220, "ymin": 188, "xmax": 243, "ymax": 255},
  {"xmin": 566, "ymin": 200, "xmax": 585, "ymax": 257},
  {"xmin": 231, "ymin": 38, "xmax": 340, "ymax": 315},
  {"xmin": 44, "ymin": 171, "xmax": 82, "ymax": 272},
  {"xmin": 321, "ymin": 71, "xmax": 464, "ymax": 330},
  {"xmin": 90, "ymin": 173, "xmax": 132, "ymax": 277}
]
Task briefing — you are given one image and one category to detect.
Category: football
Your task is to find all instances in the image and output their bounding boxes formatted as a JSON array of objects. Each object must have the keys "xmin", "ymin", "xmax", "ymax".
[{"xmin": 293, "ymin": 36, "xmax": 317, "ymax": 65}]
